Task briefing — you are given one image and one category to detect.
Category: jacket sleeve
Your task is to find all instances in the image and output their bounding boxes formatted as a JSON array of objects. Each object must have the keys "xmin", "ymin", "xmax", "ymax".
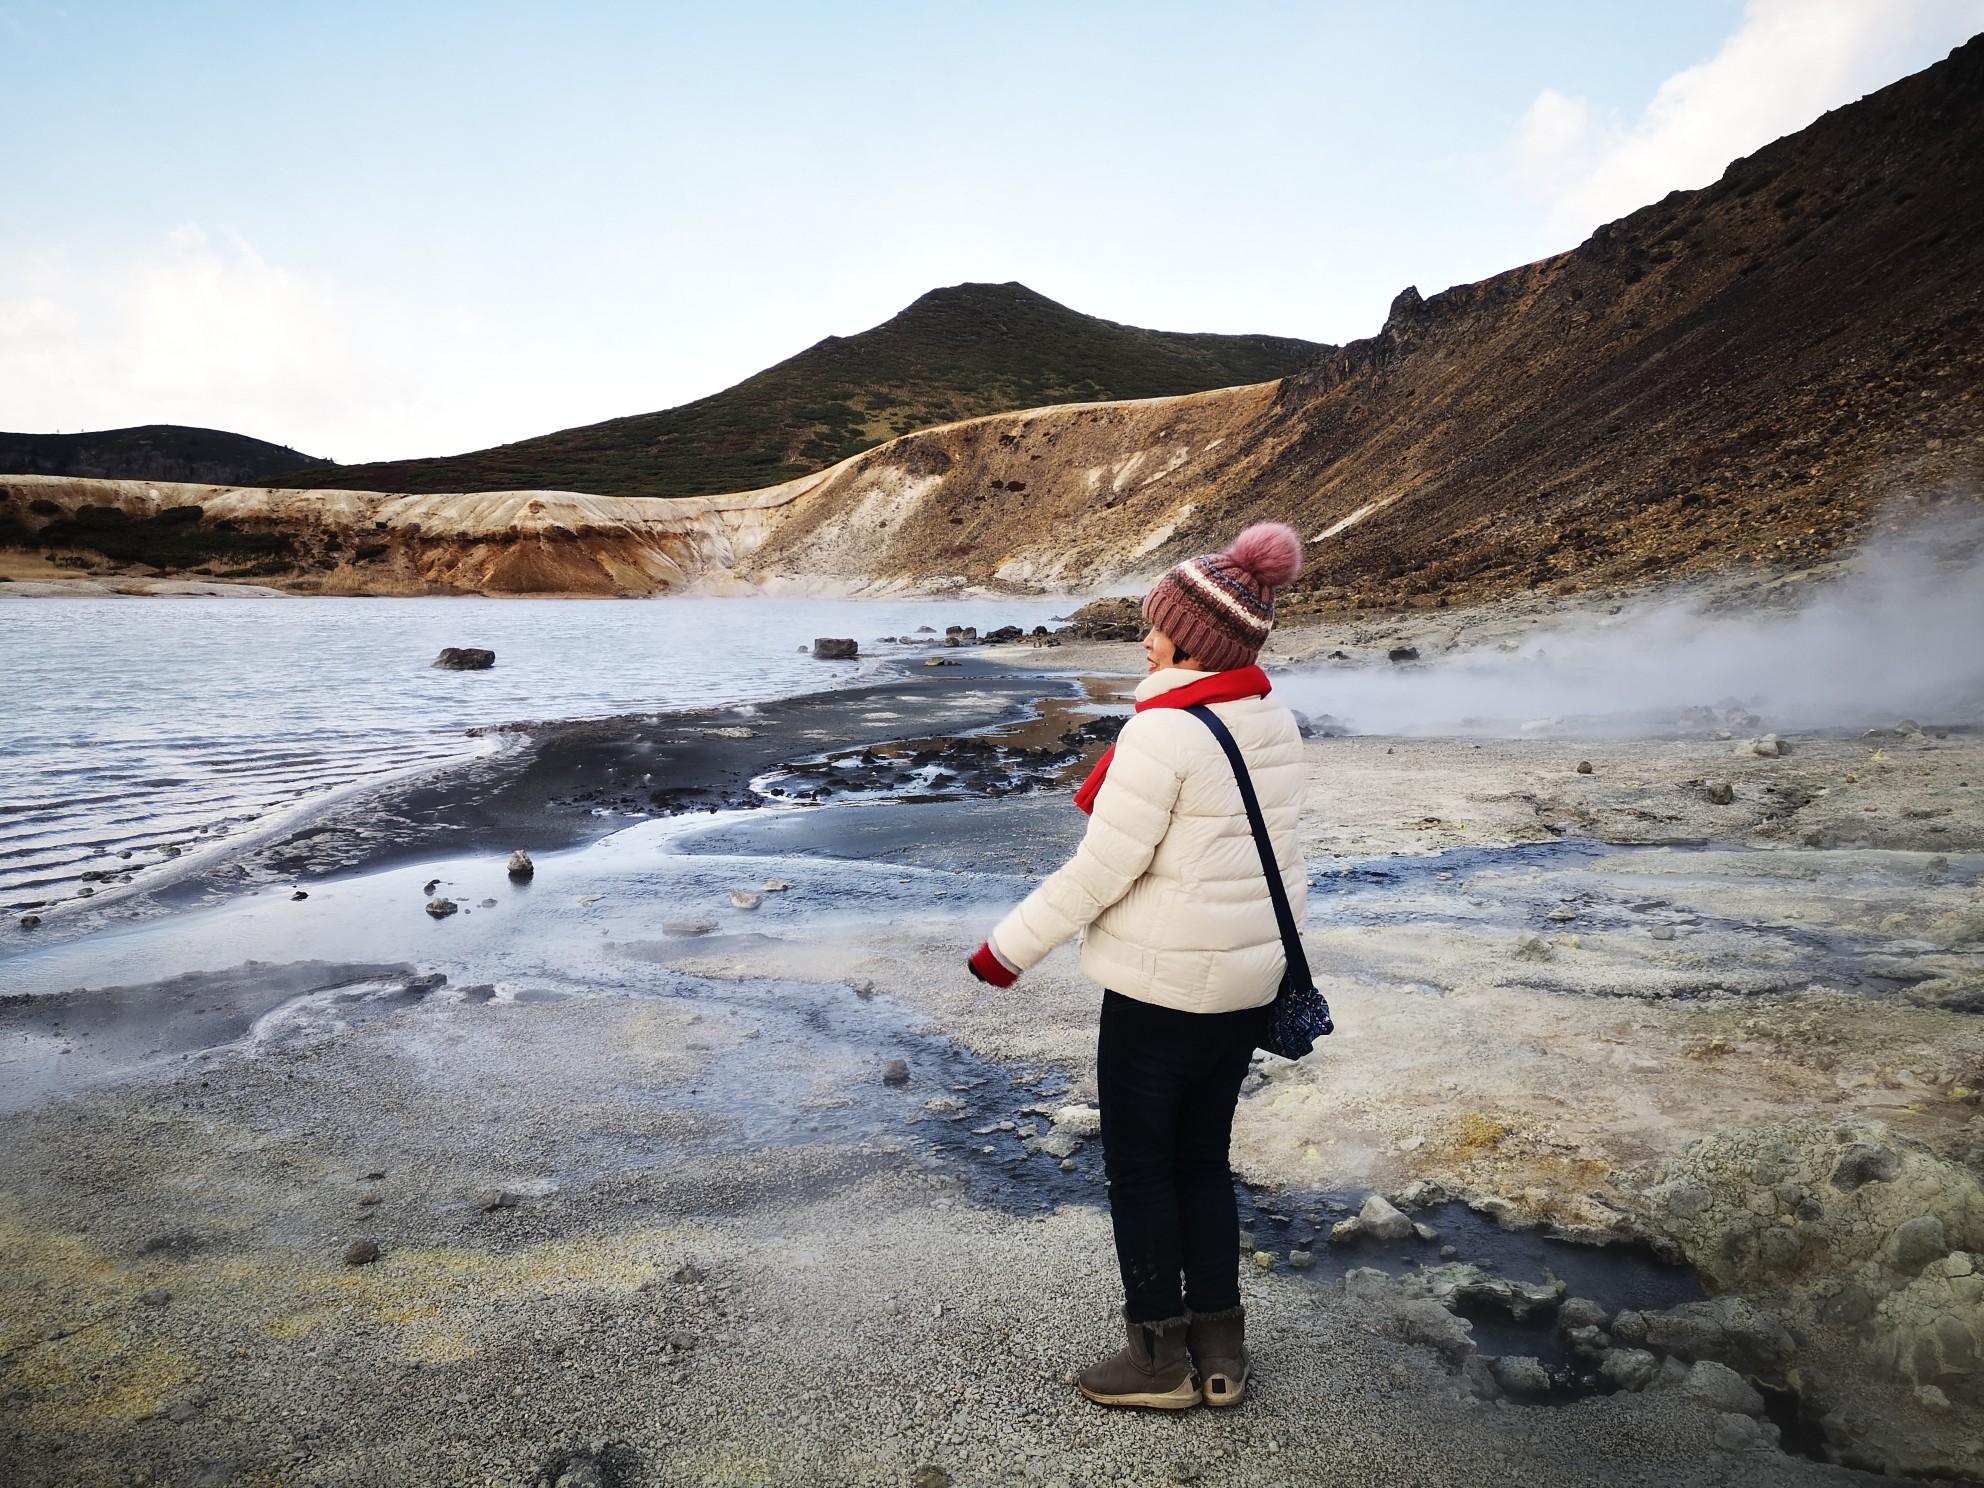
[{"xmin": 989, "ymin": 714, "xmax": 1185, "ymax": 972}]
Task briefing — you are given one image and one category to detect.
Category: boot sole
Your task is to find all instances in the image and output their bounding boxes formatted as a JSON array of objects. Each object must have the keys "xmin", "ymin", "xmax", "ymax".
[
  {"xmin": 1076, "ymin": 1379, "xmax": 1203, "ymax": 1410},
  {"xmin": 1201, "ymin": 1370, "xmax": 1249, "ymax": 1407}
]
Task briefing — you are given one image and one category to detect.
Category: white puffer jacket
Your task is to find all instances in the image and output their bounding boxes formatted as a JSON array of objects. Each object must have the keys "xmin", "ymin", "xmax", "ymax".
[{"xmin": 990, "ymin": 668, "xmax": 1308, "ymax": 1013}]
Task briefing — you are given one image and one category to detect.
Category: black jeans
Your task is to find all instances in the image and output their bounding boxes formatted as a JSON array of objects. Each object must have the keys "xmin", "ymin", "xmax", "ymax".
[{"xmin": 1096, "ymin": 989, "xmax": 1266, "ymax": 1323}]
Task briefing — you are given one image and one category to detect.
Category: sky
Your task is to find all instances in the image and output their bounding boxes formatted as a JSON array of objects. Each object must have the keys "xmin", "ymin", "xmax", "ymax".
[{"xmin": 2, "ymin": 0, "xmax": 1980, "ymax": 464}]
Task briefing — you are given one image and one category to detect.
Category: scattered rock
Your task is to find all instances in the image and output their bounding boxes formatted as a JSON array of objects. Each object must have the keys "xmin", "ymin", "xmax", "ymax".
[
  {"xmin": 1287, "ymin": 1248, "xmax": 1315, "ymax": 1269},
  {"xmin": 1575, "ymin": 760, "xmax": 1593, "ymax": 775},
  {"xmin": 479, "ymin": 898, "xmax": 497, "ymax": 908},
  {"xmin": 1359, "ymin": 1194, "xmax": 1414, "ymax": 1240},
  {"xmin": 137, "ymin": 1288, "xmax": 173, "ymax": 1306},
  {"xmin": 912, "ymin": 1469, "xmax": 952, "ymax": 1488},
  {"xmin": 1743, "ymin": 734, "xmax": 1789, "ymax": 758},
  {"xmin": 728, "ymin": 890, "xmax": 762, "ymax": 911},
  {"xmin": 1490, "ymin": 1355, "xmax": 1551, "ymax": 1395},
  {"xmin": 478, "ymin": 1188, "xmax": 519, "ymax": 1212},
  {"xmin": 1915, "ymin": 1383, "xmax": 1951, "ymax": 1411},
  {"xmin": 1684, "ymin": 1360, "xmax": 1765, "ymax": 1415},
  {"xmin": 882, "ymin": 1059, "xmax": 911, "ymax": 1086},
  {"xmin": 762, "ymin": 879, "xmax": 790, "ymax": 892},
  {"xmin": 924, "ymin": 657, "xmax": 960, "ymax": 667},
  {"xmin": 1252, "ymin": 1250, "xmax": 1276, "ymax": 1271},
  {"xmin": 18, "ymin": 915, "xmax": 39, "ymax": 930},
  {"xmin": 1387, "ymin": 647, "xmax": 1420, "ymax": 664},
  {"xmin": 165, "ymin": 1400, "xmax": 200, "ymax": 1425},
  {"xmin": 1513, "ymin": 932, "xmax": 1553, "ymax": 961},
  {"xmin": 1651, "ymin": 925, "xmax": 1677, "ymax": 940},
  {"xmin": 289, "ymin": 889, "xmax": 308, "ymax": 900},
  {"xmin": 662, "ymin": 918, "xmax": 718, "ymax": 936},
  {"xmin": 1412, "ymin": 1221, "xmax": 1440, "ymax": 1242},
  {"xmin": 432, "ymin": 647, "xmax": 495, "ymax": 670},
  {"xmin": 425, "ymin": 897, "xmax": 458, "ymax": 919},
  {"xmin": 851, "ymin": 979, "xmax": 877, "ymax": 999},
  {"xmin": 1036, "ymin": 1133, "xmax": 1082, "ymax": 1160},
  {"xmin": 671, "ymin": 1263, "xmax": 704, "ymax": 1285},
  {"xmin": 1330, "ymin": 1216, "xmax": 1365, "ymax": 1243},
  {"xmin": 423, "ymin": 878, "xmax": 441, "ymax": 894},
  {"xmin": 343, "ymin": 1240, "xmax": 380, "ymax": 1266},
  {"xmin": 507, "ymin": 850, "xmax": 534, "ymax": 880},
  {"xmin": 1703, "ymin": 779, "xmax": 1735, "ymax": 805},
  {"xmin": 812, "ymin": 638, "xmax": 858, "ymax": 660}
]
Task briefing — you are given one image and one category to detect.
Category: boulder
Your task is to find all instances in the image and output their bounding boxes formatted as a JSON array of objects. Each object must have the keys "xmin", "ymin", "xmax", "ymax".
[
  {"xmin": 1601, "ymin": 1348, "xmax": 1659, "ymax": 1391},
  {"xmin": 1359, "ymin": 1193, "xmax": 1415, "ymax": 1240},
  {"xmin": 1703, "ymin": 780, "xmax": 1735, "ymax": 805},
  {"xmin": 1712, "ymin": 1413, "xmax": 1780, "ymax": 1453},
  {"xmin": 1684, "ymin": 1360, "xmax": 1766, "ymax": 1416},
  {"xmin": 1387, "ymin": 646, "xmax": 1420, "ymax": 664},
  {"xmin": 1876, "ymin": 1252, "xmax": 1983, "ymax": 1386},
  {"xmin": 1640, "ymin": 1298, "xmax": 1796, "ymax": 1373},
  {"xmin": 432, "ymin": 647, "xmax": 495, "ymax": 670},
  {"xmin": 425, "ymin": 897, "xmax": 458, "ymax": 918},
  {"xmin": 813, "ymin": 638, "xmax": 859, "ymax": 660},
  {"xmin": 1490, "ymin": 1355, "xmax": 1552, "ymax": 1395},
  {"xmin": 1559, "ymin": 1297, "xmax": 1611, "ymax": 1332},
  {"xmin": 881, "ymin": 1059, "xmax": 911, "ymax": 1086},
  {"xmin": 506, "ymin": 849, "xmax": 534, "ymax": 880},
  {"xmin": 1387, "ymin": 1297, "xmax": 1476, "ymax": 1368},
  {"xmin": 1647, "ymin": 1118, "xmax": 1984, "ymax": 1293}
]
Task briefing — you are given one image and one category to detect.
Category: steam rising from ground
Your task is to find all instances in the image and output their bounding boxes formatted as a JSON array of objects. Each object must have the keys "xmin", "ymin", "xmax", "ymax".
[{"xmin": 1279, "ymin": 512, "xmax": 1984, "ymax": 738}]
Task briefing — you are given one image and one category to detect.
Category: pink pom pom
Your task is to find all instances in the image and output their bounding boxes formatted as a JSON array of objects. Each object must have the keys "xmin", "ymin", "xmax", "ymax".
[{"xmin": 1225, "ymin": 522, "xmax": 1303, "ymax": 589}]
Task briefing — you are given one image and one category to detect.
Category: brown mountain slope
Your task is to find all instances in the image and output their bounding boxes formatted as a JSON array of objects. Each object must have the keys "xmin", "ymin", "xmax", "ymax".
[{"xmin": 736, "ymin": 33, "xmax": 1984, "ymax": 604}]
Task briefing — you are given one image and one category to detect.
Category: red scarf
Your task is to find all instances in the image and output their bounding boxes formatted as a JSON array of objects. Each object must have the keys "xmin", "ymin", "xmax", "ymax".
[{"xmin": 1072, "ymin": 665, "xmax": 1272, "ymax": 815}]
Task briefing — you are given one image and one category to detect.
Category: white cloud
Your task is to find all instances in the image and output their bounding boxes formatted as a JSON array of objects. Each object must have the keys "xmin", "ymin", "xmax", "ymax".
[
  {"xmin": 1515, "ymin": 0, "xmax": 1984, "ymax": 240},
  {"xmin": 0, "ymin": 228, "xmax": 584, "ymax": 464}
]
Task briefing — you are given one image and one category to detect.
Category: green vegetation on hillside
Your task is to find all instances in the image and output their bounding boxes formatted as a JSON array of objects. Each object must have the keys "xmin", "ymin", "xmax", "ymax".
[
  {"xmin": 273, "ymin": 282, "xmax": 1324, "ymax": 498},
  {"xmin": 0, "ymin": 425, "xmax": 322, "ymax": 485}
]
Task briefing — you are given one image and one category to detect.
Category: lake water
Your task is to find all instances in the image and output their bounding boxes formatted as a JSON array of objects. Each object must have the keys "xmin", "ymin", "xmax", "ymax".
[{"xmin": 0, "ymin": 595, "xmax": 1065, "ymax": 912}]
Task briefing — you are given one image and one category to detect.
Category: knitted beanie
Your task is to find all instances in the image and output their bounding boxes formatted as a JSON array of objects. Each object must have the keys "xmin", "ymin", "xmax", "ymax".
[{"xmin": 1140, "ymin": 522, "xmax": 1304, "ymax": 672}]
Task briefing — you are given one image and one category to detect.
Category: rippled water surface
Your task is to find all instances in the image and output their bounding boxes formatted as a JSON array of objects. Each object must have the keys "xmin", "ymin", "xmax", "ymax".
[{"xmin": 0, "ymin": 595, "xmax": 1062, "ymax": 908}]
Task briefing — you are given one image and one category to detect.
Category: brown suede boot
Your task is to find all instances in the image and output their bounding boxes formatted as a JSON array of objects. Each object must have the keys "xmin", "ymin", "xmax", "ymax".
[
  {"xmin": 1075, "ymin": 1313, "xmax": 1201, "ymax": 1409},
  {"xmin": 1187, "ymin": 1306, "xmax": 1249, "ymax": 1406}
]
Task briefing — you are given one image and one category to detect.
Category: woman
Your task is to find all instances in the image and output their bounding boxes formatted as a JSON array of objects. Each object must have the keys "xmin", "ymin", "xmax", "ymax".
[{"xmin": 966, "ymin": 522, "xmax": 1308, "ymax": 1410}]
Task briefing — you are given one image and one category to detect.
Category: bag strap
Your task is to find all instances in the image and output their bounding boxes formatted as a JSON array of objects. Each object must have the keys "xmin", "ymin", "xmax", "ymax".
[{"xmin": 1183, "ymin": 704, "xmax": 1313, "ymax": 990}]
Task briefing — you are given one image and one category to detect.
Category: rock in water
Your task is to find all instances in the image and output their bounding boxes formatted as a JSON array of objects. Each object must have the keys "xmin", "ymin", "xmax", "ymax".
[
  {"xmin": 812, "ymin": 638, "xmax": 858, "ymax": 660},
  {"xmin": 882, "ymin": 1059, "xmax": 911, "ymax": 1086},
  {"xmin": 729, "ymin": 890, "xmax": 762, "ymax": 911},
  {"xmin": 1359, "ymin": 1194, "xmax": 1416, "ymax": 1240},
  {"xmin": 507, "ymin": 850, "xmax": 534, "ymax": 880},
  {"xmin": 425, "ymin": 897, "xmax": 458, "ymax": 918},
  {"xmin": 432, "ymin": 647, "xmax": 495, "ymax": 670}
]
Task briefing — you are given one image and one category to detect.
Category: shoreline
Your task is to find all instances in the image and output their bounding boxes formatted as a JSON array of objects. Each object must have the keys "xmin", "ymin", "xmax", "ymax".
[{"xmin": 5, "ymin": 608, "xmax": 1984, "ymax": 1484}]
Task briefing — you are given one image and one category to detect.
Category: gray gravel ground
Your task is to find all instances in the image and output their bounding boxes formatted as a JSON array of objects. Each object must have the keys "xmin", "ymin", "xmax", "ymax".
[{"xmin": 0, "ymin": 987, "xmax": 1889, "ymax": 1488}]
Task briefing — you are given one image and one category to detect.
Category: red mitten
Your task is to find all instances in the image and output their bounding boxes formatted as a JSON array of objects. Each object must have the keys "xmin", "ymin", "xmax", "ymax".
[{"xmin": 967, "ymin": 940, "xmax": 1019, "ymax": 988}]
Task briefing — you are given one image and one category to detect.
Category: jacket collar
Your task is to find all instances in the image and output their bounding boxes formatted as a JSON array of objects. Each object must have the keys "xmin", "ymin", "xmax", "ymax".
[{"xmin": 1135, "ymin": 667, "xmax": 1216, "ymax": 702}]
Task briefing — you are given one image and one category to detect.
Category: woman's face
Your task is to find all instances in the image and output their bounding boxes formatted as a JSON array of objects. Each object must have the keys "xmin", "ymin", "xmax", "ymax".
[{"xmin": 1143, "ymin": 627, "xmax": 1191, "ymax": 673}]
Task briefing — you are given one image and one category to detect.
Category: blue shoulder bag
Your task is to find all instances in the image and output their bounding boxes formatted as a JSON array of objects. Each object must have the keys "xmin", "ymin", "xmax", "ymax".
[{"xmin": 1184, "ymin": 704, "xmax": 1334, "ymax": 1059}]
